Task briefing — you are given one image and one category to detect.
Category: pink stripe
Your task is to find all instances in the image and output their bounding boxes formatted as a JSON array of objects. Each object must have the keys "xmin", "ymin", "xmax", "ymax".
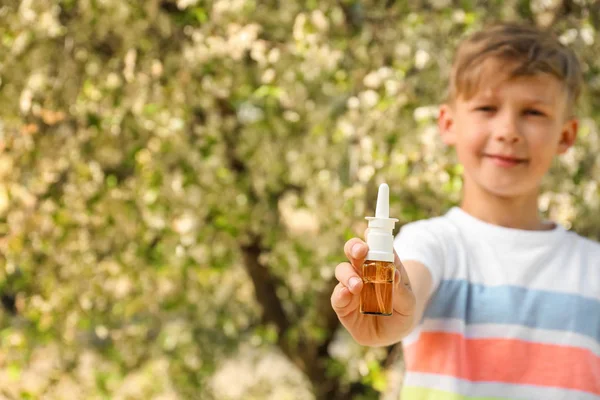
[{"xmin": 405, "ymin": 332, "xmax": 600, "ymax": 395}]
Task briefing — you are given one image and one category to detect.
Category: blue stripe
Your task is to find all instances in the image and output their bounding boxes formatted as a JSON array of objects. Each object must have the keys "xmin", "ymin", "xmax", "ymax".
[{"xmin": 426, "ymin": 280, "xmax": 600, "ymax": 341}]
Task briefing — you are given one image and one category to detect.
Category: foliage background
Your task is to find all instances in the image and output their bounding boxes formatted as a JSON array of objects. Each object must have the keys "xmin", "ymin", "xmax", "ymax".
[{"xmin": 1, "ymin": 0, "xmax": 599, "ymax": 399}]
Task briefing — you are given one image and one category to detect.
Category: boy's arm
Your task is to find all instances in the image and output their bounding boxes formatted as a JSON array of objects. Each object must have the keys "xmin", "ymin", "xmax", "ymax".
[{"xmin": 399, "ymin": 260, "xmax": 433, "ymax": 337}]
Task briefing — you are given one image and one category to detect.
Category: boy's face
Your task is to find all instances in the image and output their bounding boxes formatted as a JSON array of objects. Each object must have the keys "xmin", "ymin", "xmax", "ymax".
[{"xmin": 438, "ymin": 62, "xmax": 578, "ymax": 198}]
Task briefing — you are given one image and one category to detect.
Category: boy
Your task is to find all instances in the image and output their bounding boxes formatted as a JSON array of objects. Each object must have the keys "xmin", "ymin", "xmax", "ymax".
[{"xmin": 331, "ymin": 23, "xmax": 600, "ymax": 399}]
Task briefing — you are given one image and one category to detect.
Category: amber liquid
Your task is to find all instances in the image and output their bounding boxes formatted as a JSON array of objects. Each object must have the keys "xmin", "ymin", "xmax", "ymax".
[{"xmin": 360, "ymin": 260, "xmax": 394, "ymax": 316}]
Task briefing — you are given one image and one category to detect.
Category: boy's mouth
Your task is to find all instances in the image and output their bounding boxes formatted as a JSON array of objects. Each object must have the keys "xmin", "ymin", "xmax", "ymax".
[{"xmin": 483, "ymin": 154, "xmax": 529, "ymax": 167}]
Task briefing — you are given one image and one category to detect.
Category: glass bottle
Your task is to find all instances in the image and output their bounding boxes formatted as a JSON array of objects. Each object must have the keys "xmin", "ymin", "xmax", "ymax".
[
  {"xmin": 359, "ymin": 183, "xmax": 398, "ymax": 316},
  {"xmin": 360, "ymin": 260, "xmax": 395, "ymax": 315}
]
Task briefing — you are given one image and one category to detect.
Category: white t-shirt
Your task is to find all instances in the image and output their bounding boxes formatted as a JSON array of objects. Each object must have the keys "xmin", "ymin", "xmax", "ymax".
[{"xmin": 394, "ymin": 207, "xmax": 600, "ymax": 400}]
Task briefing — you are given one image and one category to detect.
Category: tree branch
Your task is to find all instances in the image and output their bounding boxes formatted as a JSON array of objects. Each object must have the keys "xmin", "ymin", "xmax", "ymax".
[
  {"xmin": 382, "ymin": 342, "xmax": 403, "ymax": 369},
  {"xmin": 218, "ymin": 99, "xmax": 296, "ymax": 358},
  {"xmin": 539, "ymin": 0, "xmax": 574, "ymax": 29},
  {"xmin": 591, "ymin": 1, "xmax": 600, "ymax": 30},
  {"xmin": 337, "ymin": 0, "xmax": 364, "ymax": 33},
  {"xmin": 240, "ymin": 235, "xmax": 291, "ymax": 337},
  {"xmin": 216, "ymin": 89, "xmax": 372, "ymax": 399},
  {"xmin": 315, "ymin": 275, "xmax": 341, "ymax": 358}
]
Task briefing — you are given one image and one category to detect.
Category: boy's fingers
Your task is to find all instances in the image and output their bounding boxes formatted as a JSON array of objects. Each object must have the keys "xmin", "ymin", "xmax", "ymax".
[
  {"xmin": 344, "ymin": 238, "xmax": 368, "ymax": 271},
  {"xmin": 335, "ymin": 262, "xmax": 363, "ymax": 295},
  {"xmin": 331, "ymin": 283, "xmax": 357, "ymax": 317}
]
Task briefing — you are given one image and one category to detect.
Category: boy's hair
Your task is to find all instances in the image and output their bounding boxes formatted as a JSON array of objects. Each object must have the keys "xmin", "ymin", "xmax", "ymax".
[{"xmin": 449, "ymin": 23, "xmax": 583, "ymax": 113}]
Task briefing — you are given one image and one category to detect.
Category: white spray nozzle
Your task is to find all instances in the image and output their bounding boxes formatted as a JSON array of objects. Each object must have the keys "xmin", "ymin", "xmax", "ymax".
[
  {"xmin": 375, "ymin": 183, "xmax": 390, "ymax": 218},
  {"xmin": 365, "ymin": 183, "xmax": 398, "ymax": 263}
]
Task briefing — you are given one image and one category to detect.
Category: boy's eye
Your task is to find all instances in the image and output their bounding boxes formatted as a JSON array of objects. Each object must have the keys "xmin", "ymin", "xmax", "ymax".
[
  {"xmin": 475, "ymin": 106, "xmax": 497, "ymax": 112},
  {"xmin": 524, "ymin": 109, "xmax": 545, "ymax": 116}
]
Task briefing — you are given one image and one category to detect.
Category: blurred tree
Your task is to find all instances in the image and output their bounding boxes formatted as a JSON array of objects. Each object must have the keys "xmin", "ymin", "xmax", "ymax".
[{"xmin": 0, "ymin": 0, "xmax": 599, "ymax": 399}]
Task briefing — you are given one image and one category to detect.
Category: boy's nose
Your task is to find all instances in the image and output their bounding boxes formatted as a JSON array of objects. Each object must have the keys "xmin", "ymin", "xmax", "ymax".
[
  {"xmin": 495, "ymin": 130, "xmax": 521, "ymax": 143},
  {"xmin": 493, "ymin": 113, "xmax": 522, "ymax": 143}
]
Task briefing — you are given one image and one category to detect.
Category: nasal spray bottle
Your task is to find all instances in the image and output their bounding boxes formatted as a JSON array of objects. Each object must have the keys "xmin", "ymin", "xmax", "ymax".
[{"xmin": 360, "ymin": 183, "xmax": 398, "ymax": 316}]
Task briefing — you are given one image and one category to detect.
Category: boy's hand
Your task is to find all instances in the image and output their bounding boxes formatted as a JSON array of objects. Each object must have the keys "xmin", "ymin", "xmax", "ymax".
[{"xmin": 330, "ymin": 238, "xmax": 417, "ymax": 346}]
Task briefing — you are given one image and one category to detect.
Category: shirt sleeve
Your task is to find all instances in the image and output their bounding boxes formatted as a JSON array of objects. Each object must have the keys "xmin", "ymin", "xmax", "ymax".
[{"xmin": 393, "ymin": 220, "xmax": 445, "ymax": 295}]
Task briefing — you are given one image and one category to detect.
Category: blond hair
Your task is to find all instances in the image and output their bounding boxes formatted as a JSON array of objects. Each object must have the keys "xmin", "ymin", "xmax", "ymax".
[{"xmin": 449, "ymin": 23, "xmax": 583, "ymax": 112}]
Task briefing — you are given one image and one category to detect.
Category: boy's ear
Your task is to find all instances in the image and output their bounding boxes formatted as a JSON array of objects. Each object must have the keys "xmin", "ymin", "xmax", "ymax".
[
  {"xmin": 438, "ymin": 104, "xmax": 456, "ymax": 145},
  {"xmin": 556, "ymin": 118, "xmax": 578, "ymax": 154}
]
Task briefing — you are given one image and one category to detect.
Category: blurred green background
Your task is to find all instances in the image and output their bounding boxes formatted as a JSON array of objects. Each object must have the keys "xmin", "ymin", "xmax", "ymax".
[{"xmin": 1, "ymin": 0, "xmax": 600, "ymax": 399}]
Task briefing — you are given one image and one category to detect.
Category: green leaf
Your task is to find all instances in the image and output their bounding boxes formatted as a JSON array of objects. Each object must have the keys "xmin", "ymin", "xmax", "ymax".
[{"xmin": 7, "ymin": 364, "xmax": 20, "ymax": 380}]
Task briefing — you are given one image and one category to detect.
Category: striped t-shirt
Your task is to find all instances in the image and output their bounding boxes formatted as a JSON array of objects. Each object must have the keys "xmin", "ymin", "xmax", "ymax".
[{"xmin": 394, "ymin": 207, "xmax": 600, "ymax": 400}]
